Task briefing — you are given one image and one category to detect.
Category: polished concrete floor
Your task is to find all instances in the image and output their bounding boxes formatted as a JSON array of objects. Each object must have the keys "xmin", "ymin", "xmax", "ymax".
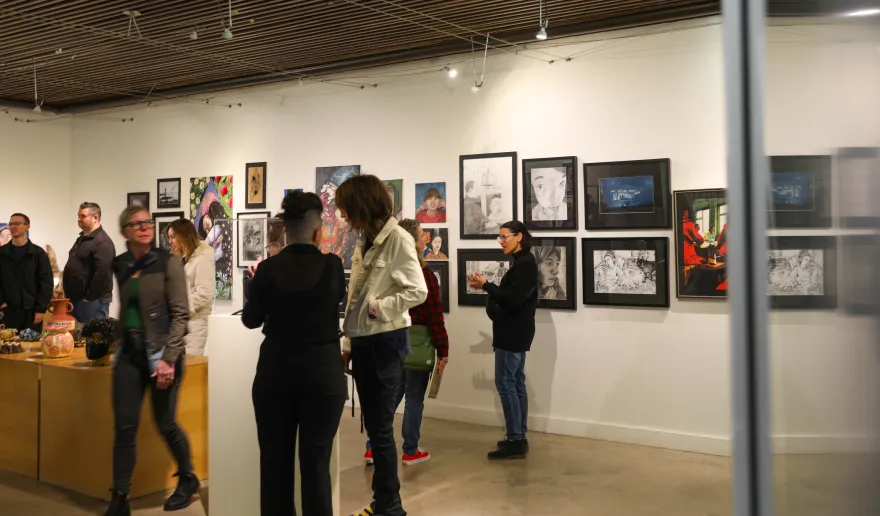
[{"xmin": 2, "ymin": 411, "xmax": 877, "ymax": 515}]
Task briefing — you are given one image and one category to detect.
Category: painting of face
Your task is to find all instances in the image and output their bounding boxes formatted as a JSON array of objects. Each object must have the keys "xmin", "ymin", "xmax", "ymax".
[
  {"xmin": 0, "ymin": 225, "xmax": 11, "ymax": 246},
  {"xmin": 531, "ymin": 244, "xmax": 570, "ymax": 303},
  {"xmin": 415, "ymin": 182, "xmax": 447, "ymax": 224},
  {"xmin": 423, "ymin": 228, "xmax": 449, "ymax": 261},
  {"xmin": 523, "ymin": 157, "xmax": 577, "ymax": 230}
]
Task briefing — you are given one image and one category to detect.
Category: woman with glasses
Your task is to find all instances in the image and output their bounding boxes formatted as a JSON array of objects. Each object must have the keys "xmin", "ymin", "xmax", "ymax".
[
  {"xmin": 467, "ymin": 220, "xmax": 538, "ymax": 460},
  {"xmin": 166, "ymin": 218, "xmax": 214, "ymax": 356},
  {"xmin": 104, "ymin": 206, "xmax": 198, "ymax": 516}
]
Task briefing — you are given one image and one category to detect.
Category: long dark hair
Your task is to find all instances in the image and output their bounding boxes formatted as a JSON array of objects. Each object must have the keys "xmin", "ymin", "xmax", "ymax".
[
  {"xmin": 500, "ymin": 220, "xmax": 532, "ymax": 251},
  {"xmin": 335, "ymin": 175, "xmax": 393, "ymax": 242}
]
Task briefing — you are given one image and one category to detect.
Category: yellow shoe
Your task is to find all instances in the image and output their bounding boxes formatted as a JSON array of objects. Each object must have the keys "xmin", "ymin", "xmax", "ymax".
[{"xmin": 351, "ymin": 502, "xmax": 375, "ymax": 516}]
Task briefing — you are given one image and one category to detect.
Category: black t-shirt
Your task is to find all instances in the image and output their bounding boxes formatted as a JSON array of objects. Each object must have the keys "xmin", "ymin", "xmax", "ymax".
[{"xmin": 11, "ymin": 243, "xmax": 27, "ymax": 262}]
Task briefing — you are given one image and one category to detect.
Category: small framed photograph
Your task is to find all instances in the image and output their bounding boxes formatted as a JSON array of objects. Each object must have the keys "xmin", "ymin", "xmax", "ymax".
[
  {"xmin": 246, "ymin": 162, "xmax": 268, "ymax": 210},
  {"xmin": 422, "ymin": 228, "xmax": 449, "ymax": 261},
  {"xmin": 383, "ymin": 179, "xmax": 404, "ymax": 220},
  {"xmin": 457, "ymin": 249, "xmax": 509, "ymax": 306},
  {"xmin": 522, "ymin": 156, "xmax": 578, "ymax": 231},
  {"xmin": 674, "ymin": 189, "xmax": 728, "ymax": 299},
  {"xmin": 767, "ymin": 236, "xmax": 837, "ymax": 309},
  {"xmin": 460, "ymin": 152, "xmax": 518, "ymax": 240},
  {"xmin": 769, "ymin": 155, "xmax": 832, "ymax": 228},
  {"xmin": 339, "ymin": 272, "xmax": 351, "ymax": 318},
  {"xmin": 584, "ymin": 158, "xmax": 671, "ymax": 230},
  {"xmin": 236, "ymin": 211, "xmax": 271, "ymax": 268},
  {"xmin": 582, "ymin": 237, "xmax": 670, "ymax": 308},
  {"xmin": 156, "ymin": 178, "xmax": 181, "ymax": 209},
  {"xmin": 153, "ymin": 211, "xmax": 185, "ymax": 252},
  {"xmin": 127, "ymin": 192, "xmax": 150, "ymax": 209},
  {"xmin": 838, "ymin": 148, "xmax": 880, "ymax": 228},
  {"xmin": 531, "ymin": 237, "xmax": 577, "ymax": 310},
  {"xmin": 426, "ymin": 262, "xmax": 451, "ymax": 313},
  {"xmin": 415, "ymin": 182, "xmax": 447, "ymax": 224}
]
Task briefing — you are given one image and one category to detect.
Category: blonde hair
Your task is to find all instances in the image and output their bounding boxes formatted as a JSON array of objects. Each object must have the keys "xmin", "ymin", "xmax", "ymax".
[
  {"xmin": 167, "ymin": 218, "xmax": 200, "ymax": 260},
  {"xmin": 398, "ymin": 219, "xmax": 426, "ymax": 269}
]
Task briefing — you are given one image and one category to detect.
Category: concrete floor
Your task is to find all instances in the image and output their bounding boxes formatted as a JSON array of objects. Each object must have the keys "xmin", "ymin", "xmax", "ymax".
[{"xmin": 1, "ymin": 412, "xmax": 876, "ymax": 515}]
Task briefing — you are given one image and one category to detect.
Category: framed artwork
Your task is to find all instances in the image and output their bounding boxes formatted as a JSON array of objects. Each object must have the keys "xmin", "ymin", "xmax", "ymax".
[
  {"xmin": 236, "ymin": 211, "xmax": 271, "ymax": 269},
  {"xmin": 383, "ymin": 179, "xmax": 403, "ymax": 221},
  {"xmin": 284, "ymin": 188, "xmax": 304, "ymax": 197},
  {"xmin": 457, "ymin": 249, "xmax": 509, "ymax": 306},
  {"xmin": 415, "ymin": 182, "xmax": 447, "ymax": 224},
  {"xmin": 674, "ymin": 189, "xmax": 728, "ymax": 299},
  {"xmin": 584, "ymin": 158, "xmax": 671, "ymax": 230},
  {"xmin": 523, "ymin": 156, "xmax": 578, "ymax": 231},
  {"xmin": 153, "ymin": 211, "xmax": 185, "ymax": 253},
  {"xmin": 339, "ymin": 272, "xmax": 351, "ymax": 318},
  {"xmin": 427, "ymin": 261, "xmax": 451, "ymax": 313},
  {"xmin": 837, "ymin": 148, "xmax": 880, "ymax": 228},
  {"xmin": 841, "ymin": 234, "xmax": 880, "ymax": 315},
  {"xmin": 157, "ymin": 178, "xmax": 181, "ymax": 209},
  {"xmin": 459, "ymin": 152, "xmax": 517, "ymax": 239},
  {"xmin": 422, "ymin": 228, "xmax": 449, "ymax": 261},
  {"xmin": 190, "ymin": 176, "xmax": 234, "ymax": 300},
  {"xmin": 316, "ymin": 165, "xmax": 360, "ymax": 268},
  {"xmin": 767, "ymin": 236, "xmax": 836, "ymax": 309},
  {"xmin": 245, "ymin": 162, "xmax": 267, "ymax": 210},
  {"xmin": 769, "ymin": 155, "xmax": 831, "ymax": 228},
  {"xmin": 531, "ymin": 237, "xmax": 577, "ymax": 310},
  {"xmin": 127, "ymin": 192, "xmax": 149, "ymax": 209},
  {"xmin": 0, "ymin": 223, "xmax": 10, "ymax": 246},
  {"xmin": 582, "ymin": 237, "xmax": 670, "ymax": 308}
]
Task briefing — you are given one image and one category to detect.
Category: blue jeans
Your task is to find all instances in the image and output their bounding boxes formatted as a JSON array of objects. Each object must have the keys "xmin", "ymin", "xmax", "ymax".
[
  {"xmin": 73, "ymin": 298, "xmax": 109, "ymax": 325},
  {"xmin": 495, "ymin": 348, "xmax": 528, "ymax": 441},
  {"xmin": 366, "ymin": 369, "xmax": 430, "ymax": 456}
]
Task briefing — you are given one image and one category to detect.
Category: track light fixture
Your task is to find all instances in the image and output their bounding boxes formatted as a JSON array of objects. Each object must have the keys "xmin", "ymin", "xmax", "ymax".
[
  {"xmin": 189, "ymin": 28, "xmax": 199, "ymax": 40},
  {"xmin": 32, "ymin": 59, "xmax": 43, "ymax": 113},
  {"xmin": 222, "ymin": 27, "xmax": 233, "ymax": 39},
  {"xmin": 122, "ymin": 10, "xmax": 142, "ymax": 38},
  {"xmin": 536, "ymin": 0, "xmax": 549, "ymax": 40},
  {"xmin": 222, "ymin": 0, "xmax": 234, "ymax": 39},
  {"xmin": 448, "ymin": 67, "xmax": 458, "ymax": 78}
]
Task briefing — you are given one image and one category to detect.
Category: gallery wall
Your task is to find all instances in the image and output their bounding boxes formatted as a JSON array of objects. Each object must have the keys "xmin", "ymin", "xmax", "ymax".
[{"xmin": 57, "ymin": 19, "xmax": 880, "ymax": 455}]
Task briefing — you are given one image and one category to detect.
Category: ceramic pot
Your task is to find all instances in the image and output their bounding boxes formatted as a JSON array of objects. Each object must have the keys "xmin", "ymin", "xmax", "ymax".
[
  {"xmin": 42, "ymin": 331, "xmax": 74, "ymax": 358},
  {"xmin": 43, "ymin": 298, "xmax": 76, "ymax": 336},
  {"xmin": 0, "ymin": 325, "xmax": 18, "ymax": 341}
]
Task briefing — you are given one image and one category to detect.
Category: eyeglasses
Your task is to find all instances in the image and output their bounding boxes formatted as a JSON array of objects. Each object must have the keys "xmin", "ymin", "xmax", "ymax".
[
  {"xmin": 7, "ymin": 222, "xmax": 26, "ymax": 227},
  {"xmin": 126, "ymin": 220, "xmax": 155, "ymax": 230},
  {"xmin": 496, "ymin": 233, "xmax": 518, "ymax": 244}
]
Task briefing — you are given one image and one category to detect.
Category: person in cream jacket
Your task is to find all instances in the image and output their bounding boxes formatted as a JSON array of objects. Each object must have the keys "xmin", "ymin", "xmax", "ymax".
[{"xmin": 166, "ymin": 219, "xmax": 214, "ymax": 356}]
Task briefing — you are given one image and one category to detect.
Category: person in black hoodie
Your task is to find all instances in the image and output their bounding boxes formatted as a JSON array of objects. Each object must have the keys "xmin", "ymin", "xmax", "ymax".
[
  {"xmin": 467, "ymin": 220, "xmax": 538, "ymax": 460},
  {"xmin": 0, "ymin": 213, "xmax": 53, "ymax": 332},
  {"xmin": 64, "ymin": 202, "xmax": 117, "ymax": 325}
]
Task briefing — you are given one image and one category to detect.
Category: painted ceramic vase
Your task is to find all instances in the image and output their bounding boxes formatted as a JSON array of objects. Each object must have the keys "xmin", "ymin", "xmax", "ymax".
[
  {"xmin": 42, "ymin": 298, "xmax": 76, "ymax": 337},
  {"xmin": 42, "ymin": 331, "xmax": 74, "ymax": 358},
  {"xmin": 0, "ymin": 326, "xmax": 18, "ymax": 341}
]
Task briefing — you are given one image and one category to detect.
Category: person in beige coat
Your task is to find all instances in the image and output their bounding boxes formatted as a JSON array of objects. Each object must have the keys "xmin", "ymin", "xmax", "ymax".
[{"xmin": 166, "ymin": 218, "xmax": 214, "ymax": 356}]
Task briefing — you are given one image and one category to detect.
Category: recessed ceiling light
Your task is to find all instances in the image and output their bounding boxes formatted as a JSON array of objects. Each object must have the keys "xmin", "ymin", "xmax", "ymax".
[{"xmin": 846, "ymin": 8, "xmax": 880, "ymax": 16}]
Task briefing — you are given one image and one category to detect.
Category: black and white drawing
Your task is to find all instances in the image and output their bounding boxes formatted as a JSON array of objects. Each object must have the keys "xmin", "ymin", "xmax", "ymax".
[
  {"xmin": 157, "ymin": 178, "xmax": 181, "ymax": 209},
  {"xmin": 457, "ymin": 249, "xmax": 509, "ymax": 306},
  {"xmin": 153, "ymin": 211, "xmax": 185, "ymax": 253},
  {"xmin": 766, "ymin": 236, "xmax": 836, "ymax": 309},
  {"xmin": 426, "ymin": 261, "xmax": 450, "ymax": 313},
  {"xmin": 523, "ymin": 157, "xmax": 578, "ymax": 231},
  {"xmin": 460, "ymin": 152, "xmax": 517, "ymax": 239},
  {"xmin": 593, "ymin": 250, "xmax": 657, "ymax": 295},
  {"xmin": 127, "ymin": 192, "xmax": 149, "ymax": 209},
  {"xmin": 236, "ymin": 211, "xmax": 271, "ymax": 268},
  {"xmin": 582, "ymin": 237, "xmax": 670, "ymax": 308},
  {"xmin": 530, "ymin": 237, "xmax": 577, "ymax": 309},
  {"xmin": 465, "ymin": 261, "xmax": 509, "ymax": 294}
]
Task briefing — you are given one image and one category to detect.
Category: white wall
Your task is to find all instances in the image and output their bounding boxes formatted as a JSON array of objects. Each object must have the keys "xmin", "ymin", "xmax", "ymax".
[{"xmin": 65, "ymin": 19, "xmax": 880, "ymax": 455}]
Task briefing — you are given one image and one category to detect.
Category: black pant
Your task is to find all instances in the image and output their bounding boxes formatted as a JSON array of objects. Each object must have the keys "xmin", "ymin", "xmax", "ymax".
[
  {"xmin": 112, "ymin": 333, "xmax": 193, "ymax": 493},
  {"xmin": 1, "ymin": 308, "xmax": 39, "ymax": 333},
  {"xmin": 351, "ymin": 329, "xmax": 408, "ymax": 516},
  {"xmin": 252, "ymin": 342, "xmax": 346, "ymax": 516}
]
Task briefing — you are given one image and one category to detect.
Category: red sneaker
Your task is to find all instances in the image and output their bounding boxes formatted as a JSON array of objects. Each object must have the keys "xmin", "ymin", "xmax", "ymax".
[
  {"xmin": 364, "ymin": 449, "xmax": 374, "ymax": 465},
  {"xmin": 402, "ymin": 449, "xmax": 431, "ymax": 466}
]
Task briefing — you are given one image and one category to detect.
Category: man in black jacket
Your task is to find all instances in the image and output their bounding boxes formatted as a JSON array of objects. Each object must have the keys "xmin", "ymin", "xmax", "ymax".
[
  {"xmin": 0, "ymin": 213, "xmax": 53, "ymax": 332},
  {"xmin": 63, "ymin": 202, "xmax": 116, "ymax": 324}
]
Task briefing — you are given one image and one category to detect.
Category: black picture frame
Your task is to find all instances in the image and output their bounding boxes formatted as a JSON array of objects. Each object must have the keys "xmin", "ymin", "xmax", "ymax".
[
  {"xmin": 582, "ymin": 237, "xmax": 670, "ymax": 308},
  {"xmin": 426, "ymin": 262, "xmax": 451, "ymax": 313},
  {"xmin": 840, "ymin": 234, "xmax": 880, "ymax": 315},
  {"xmin": 530, "ymin": 237, "xmax": 577, "ymax": 310},
  {"xmin": 769, "ymin": 155, "xmax": 831, "ymax": 228},
  {"xmin": 127, "ymin": 192, "xmax": 149, "ymax": 209},
  {"xmin": 674, "ymin": 189, "xmax": 728, "ymax": 299},
  {"xmin": 767, "ymin": 236, "xmax": 837, "ymax": 309},
  {"xmin": 245, "ymin": 162, "xmax": 268, "ymax": 210},
  {"xmin": 457, "ymin": 248, "xmax": 509, "ymax": 306},
  {"xmin": 837, "ymin": 148, "xmax": 880, "ymax": 229},
  {"xmin": 459, "ymin": 152, "xmax": 518, "ymax": 240},
  {"xmin": 236, "ymin": 211, "xmax": 271, "ymax": 269},
  {"xmin": 584, "ymin": 158, "xmax": 671, "ymax": 230},
  {"xmin": 522, "ymin": 156, "xmax": 578, "ymax": 231},
  {"xmin": 153, "ymin": 211, "xmax": 185, "ymax": 252},
  {"xmin": 156, "ymin": 178, "xmax": 181, "ymax": 209},
  {"xmin": 339, "ymin": 272, "xmax": 351, "ymax": 318}
]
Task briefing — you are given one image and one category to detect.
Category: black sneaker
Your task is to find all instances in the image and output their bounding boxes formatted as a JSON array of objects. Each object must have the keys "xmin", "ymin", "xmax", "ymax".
[
  {"xmin": 488, "ymin": 439, "xmax": 528, "ymax": 460},
  {"xmin": 163, "ymin": 472, "xmax": 200, "ymax": 511},
  {"xmin": 497, "ymin": 438, "xmax": 529, "ymax": 453},
  {"xmin": 104, "ymin": 490, "xmax": 131, "ymax": 516}
]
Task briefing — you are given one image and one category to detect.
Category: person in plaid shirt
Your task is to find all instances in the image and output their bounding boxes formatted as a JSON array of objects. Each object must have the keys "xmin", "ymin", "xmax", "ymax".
[{"xmin": 364, "ymin": 218, "xmax": 449, "ymax": 470}]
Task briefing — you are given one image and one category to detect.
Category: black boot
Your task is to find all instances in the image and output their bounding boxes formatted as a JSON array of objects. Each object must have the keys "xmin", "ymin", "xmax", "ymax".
[
  {"xmin": 497, "ymin": 438, "xmax": 529, "ymax": 453},
  {"xmin": 104, "ymin": 490, "xmax": 130, "ymax": 516},
  {"xmin": 163, "ymin": 472, "xmax": 200, "ymax": 511},
  {"xmin": 488, "ymin": 439, "xmax": 528, "ymax": 460}
]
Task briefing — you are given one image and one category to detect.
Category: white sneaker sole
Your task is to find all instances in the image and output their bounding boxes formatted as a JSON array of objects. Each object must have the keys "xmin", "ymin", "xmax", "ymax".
[
  {"xmin": 365, "ymin": 458, "xmax": 374, "ymax": 465},
  {"xmin": 402, "ymin": 455, "xmax": 431, "ymax": 466}
]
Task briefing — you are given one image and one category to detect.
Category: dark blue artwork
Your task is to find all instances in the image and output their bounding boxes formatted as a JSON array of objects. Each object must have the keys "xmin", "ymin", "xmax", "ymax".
[
  {"xmin": 599, "ymin": 176, "xmax": 655, "ymax": 214},
  {"xmin": 771, "ymin": 172, "xmax": 813, "ymax": 211}
]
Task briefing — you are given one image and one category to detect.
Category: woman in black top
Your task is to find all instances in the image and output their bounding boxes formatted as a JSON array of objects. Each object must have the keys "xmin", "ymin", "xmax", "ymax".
[
  {"xmin": 467, "ymin": 220, "xmax": 538, "ymax": 460},
  {"xmin": 241, "ymin": 191, "xmax": 347, "ymax": 516}
]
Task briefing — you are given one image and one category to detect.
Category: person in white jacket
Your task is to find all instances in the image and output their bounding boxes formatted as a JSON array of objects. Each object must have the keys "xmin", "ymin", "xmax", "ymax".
[
  {"xmin": 336, "ymin": 175, "xmax": 427, "ymax": 516},
  {"xmin": 167, "ymin": 219, "xmax": 215, "ymax": 356}
]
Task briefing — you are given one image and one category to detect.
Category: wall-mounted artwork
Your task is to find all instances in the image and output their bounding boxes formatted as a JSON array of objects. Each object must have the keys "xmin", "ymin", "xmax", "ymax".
[
  {"xmin": 427, "ymin": 261, "xmax": 450, "ymax": 313},
  {"xmin": 246, "ymin": 162, "xmax": 267, "ymax": 210},
  {"xmin": 422, "ymin": 228, "xmax": 449, "ymax": 261},
  {"xmin": 674, "ymin": 189, "xmax": 727, "ymax": 299},
  {"xmin": 769, "ymin": 156, "xmax": 831, "ymax": 228},
  {"xmin": 157, "ymin": 178, "xmax": 181, "ymax": 209},
  {"xmin": 841, "ymin": 234, "xmax": 880, "ymax": 315},
  {"xmin": 838, "ymin": 148, "xmax": 880, "ymax": 228},
  {"xmin": 339, "ymin": 272, "xmax": 351, "ymax": 318},
  {"xmin": 236, "ymin": 211, "xmax": 271, "ymax": 269},
  {"xmin": 284, "ymin": 188, "xmax": 304, "ymax": 197},
  {"xmin": 415, "ymin": 182, "xmax": 447, "ymax": 224},
  {"xmin": 460, "ymin": 152, "xmax": 517, "ymax": 239},
  {"xmin": 190, "ymin": 176, "xmax": 234, "ymax": 300},
  {"xmin": 457, "ymin": 249, "xmax": 509, "ymax": 306},
  {"xmin": 153, "ymin": 211, "xmax": 185, "ymax": 253},
  {"xmin": 767, "ymin": 236, "xmax": 836, "ymax": 309},
  {"xmin": 316, "ymin": 165, "xmax": 360, "ymax": 268},
  {"xmin": 127, "ymin": 192, "xmax": 149, "ymax": 209},
  {"xmin": 531, "ymin": 237, "xmax": 577, "ymax": 310},
  {"xmin": 584, "ymin": 159, "xmax": 671, "ymax": 230},
  {"xmin": 523, "ymin": 157, "xmax": 578, "ymax": 231},
  {"xmin": 383, "ymin": 179, "xmax": 403, "ymax": 220},
  {"xmin": 0, "ymin": 223, "xmax": 10, "ymax": 246},
  {"xmin": 582, "ymin": 237, "xmax": 670, "ymax": 308}
]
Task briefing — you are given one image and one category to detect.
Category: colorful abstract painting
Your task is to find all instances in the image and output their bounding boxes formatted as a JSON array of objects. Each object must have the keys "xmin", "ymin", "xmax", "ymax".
[
  {"xmin": 316, "ymin": 166, "xmax": 360, "ymax": 269},
  {"xmin": 190, "ymin": 176, "xmax": 234, "ymax": 300}
]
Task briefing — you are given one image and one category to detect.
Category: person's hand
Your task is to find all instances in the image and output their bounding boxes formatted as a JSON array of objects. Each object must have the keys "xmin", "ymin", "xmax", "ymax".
[
  {"xmin": 247, "ymin": 256, "xmax": 263, "ymax": 278},
  {"xmin": 439, "ymin": 199, "xmax": 446, "ymax": 209},
  {"xmin": 152, "ymin": 360, "xmax": 175, "ymax": 389},
  {"xmin": 437, "ymin": 357, "xmax": 448, "ymax": 374},
  {"xmin": 467, "ymin": 273, "xmax": 487, "ymax": 289},
  {"xmin": 418, "ymin": 201, "xmax": 426, "ymax": 211},
  {"xmin": 34, "ymin": 313, "xmax": 44, "ymax": 324},
  {"xmin": 342, "ymin": 351, "xmax": 352, "ymax": 375},
  {"xmin": 0, "ymin": 302, "xmax": 8, "ymax": 309}
]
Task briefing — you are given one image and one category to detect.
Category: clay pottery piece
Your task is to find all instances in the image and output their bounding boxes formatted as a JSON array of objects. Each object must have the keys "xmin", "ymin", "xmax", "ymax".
[
  {"xmin": 0, "ymin": 326, "xmax": 18, "ymax": 341},
  {"xmin": 42, "ymin": 331, "xmax": 75, "ymax": 358},
  {"xmin": 85, "ymin": 331, "xmax": 118, "ymax": 366},
  {"xmin": 42, "ymin": 299, "xmax": 76, "ymax": 337}
]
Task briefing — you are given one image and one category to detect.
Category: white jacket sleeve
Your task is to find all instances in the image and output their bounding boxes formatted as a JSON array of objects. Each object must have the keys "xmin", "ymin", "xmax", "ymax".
[
  {"xmin": 189, "ymin": 247, "xmax": 215, "ymax": 316},
  {"xmin": 369, "ymin": 233, "xmax": 428, "ymax": 322}
]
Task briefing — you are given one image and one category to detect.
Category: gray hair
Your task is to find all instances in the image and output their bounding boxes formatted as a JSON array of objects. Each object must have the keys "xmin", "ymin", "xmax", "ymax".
[{"xmin": 118, "ymin": 205, "xmax": 150, "ymax": 233}]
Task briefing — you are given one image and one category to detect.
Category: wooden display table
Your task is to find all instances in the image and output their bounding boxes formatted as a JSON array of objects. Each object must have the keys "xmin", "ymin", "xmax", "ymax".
[{"xmin": 38, "ymin": 355, "xmax": 208, "ymax": 500}]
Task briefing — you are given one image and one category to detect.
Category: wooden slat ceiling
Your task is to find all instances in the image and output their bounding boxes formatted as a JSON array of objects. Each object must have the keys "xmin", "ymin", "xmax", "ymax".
[{"xmin": 0, "ymin": 0, "xmax": 837, "ymax": 112}]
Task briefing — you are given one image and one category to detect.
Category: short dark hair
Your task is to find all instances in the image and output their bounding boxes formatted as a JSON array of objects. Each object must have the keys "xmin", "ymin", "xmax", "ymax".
[
  {"xmin": 500, "ymin": 220, "xmax": 532, "ymax": 250},
  {"xmin": 79, "ymin": 202, "xmax": 102, "ymax": 220},
  {"xmin": 281, "ymin": 191, "xmax": 323, "ymax": 244},
  {"xmin": 10, "ymin": 213, "xmax": 30, "ymax": 225}
]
